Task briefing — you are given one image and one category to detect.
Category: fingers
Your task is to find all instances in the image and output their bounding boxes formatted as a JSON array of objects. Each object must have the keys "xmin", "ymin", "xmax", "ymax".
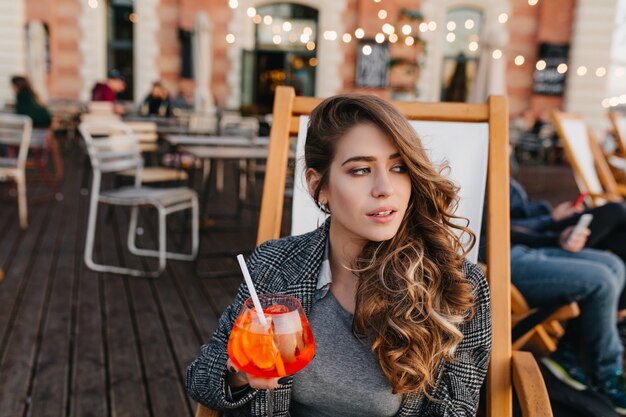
[
  {"xmin": 226, "ymin": 358, "xmax": 285, "ymax": 390},
  {"xmin": 247, "ymin": 375, "xmax": 281, "ymax": 390}
]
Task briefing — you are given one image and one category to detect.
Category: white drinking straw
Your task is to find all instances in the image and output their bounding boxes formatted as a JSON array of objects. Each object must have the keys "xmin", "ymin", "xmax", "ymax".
[{"xmin": 236, "ymin": 254, "xmax": 268, "ymax": 327}]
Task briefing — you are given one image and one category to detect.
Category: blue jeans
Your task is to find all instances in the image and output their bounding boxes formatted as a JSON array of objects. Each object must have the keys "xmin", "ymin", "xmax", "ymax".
[{"xmin": 511, "ymin": 245, "xmax": 626, "ymax": 381}]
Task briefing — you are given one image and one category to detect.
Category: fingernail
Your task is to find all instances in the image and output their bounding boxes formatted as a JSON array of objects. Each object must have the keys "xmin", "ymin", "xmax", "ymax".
[
  {"xmin": 228, "ymin": 365, "xmax": 238, "ymax": 374},
  {"xmin": 278, "ymin": 377, "xmax": 290, "ymax": 385}
]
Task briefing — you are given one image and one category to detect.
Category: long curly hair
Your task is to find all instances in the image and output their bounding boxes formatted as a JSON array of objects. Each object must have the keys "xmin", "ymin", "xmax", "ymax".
[{"xmin": 305, "ymin": 94, "xmax": 476, "ymax": 396}]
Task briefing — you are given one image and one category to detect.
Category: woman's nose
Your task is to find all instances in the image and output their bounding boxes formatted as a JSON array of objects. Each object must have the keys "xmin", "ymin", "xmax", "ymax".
[{"xmin": 371, "ymin": 172, "xmax": 394, "ymax": 197}]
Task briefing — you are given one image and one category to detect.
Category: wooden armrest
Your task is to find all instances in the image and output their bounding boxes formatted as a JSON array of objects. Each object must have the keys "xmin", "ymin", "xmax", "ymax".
[
  {"xmin": 545, "ymin": 302, "xmax": 579, "ymax": 322},
  {"xmin": 589, "ymin": 192, "xmax": 622, "ymax": 203},
  {"xmin": 195, "ymin": 404, "xmax": 221, "ymax": 417},
  {"xmin": 512, "ymin": 350, "xmax": 553, "ymax": 417}
]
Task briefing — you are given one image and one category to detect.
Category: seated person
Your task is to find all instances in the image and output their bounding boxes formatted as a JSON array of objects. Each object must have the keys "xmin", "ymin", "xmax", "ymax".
[
  {"xmin": 140, "ymin": 81, "xmax": 172, "ymax": 117},
  {"xmin": 510, "ymin": 178, "xmax": 626, "ymax": 307},
  {"xmin": 91, "ymin": 69, "xmax": 127, "ymax": 114},
  {"xmin": 11, "ymin": 75, "xmax": 51, "ymax": 128},
  {"xmin": 479, "ymin": 179, "xmax": 626, "ymax": 413},
  {"xmin": 186, "ymin": 94, "xmax": 491, "ymax": 416}
]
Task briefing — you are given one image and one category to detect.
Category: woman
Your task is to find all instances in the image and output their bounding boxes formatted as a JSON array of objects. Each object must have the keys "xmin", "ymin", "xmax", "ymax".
[
  {"xmin": 11, "ymin": 75, "xmax": 51, "ymax": 128},
  {"xmin": 186, "ymin": 94, "xmax": 491, "ymax": 416}
]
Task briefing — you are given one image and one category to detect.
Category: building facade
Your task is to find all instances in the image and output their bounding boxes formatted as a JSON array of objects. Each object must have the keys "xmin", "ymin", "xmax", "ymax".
[{"xmin": 1, "ymin": 0, "xmax": 623, "ymax": 132}]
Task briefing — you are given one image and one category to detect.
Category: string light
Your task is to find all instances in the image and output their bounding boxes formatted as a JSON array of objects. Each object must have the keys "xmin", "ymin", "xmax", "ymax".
[
  {"xmin": 577, "ymin": 66, "xmax": 587, "ymax": 76},
  {"xmin": 342, "ymin": 33, "xmax": 352, "ymax": 43},
  {"xmin": 378, "ymin": 9, "xmax": 387, "ymax": 19},
  {"xmin": 447, "ymin": 21, "xmax": 456, "ymax": 31},
  {"xmin": 272, "ymin": 35, "xmax": 282, "ymax": 45},
  {"xmin": 382, "ymin": 23, "xmax": 394, "ymax": 34},
  {"xmin": 468, "ymin": 41, "xmax": 478, "ymax": 51},
  {"xmin": 323, "ymin": 30, "xmax": 337, "ymax": 41},
  {"xmin": 282, "ymin": 21, "xmax": 292, "ymax": 32},
  {"xmin": 536, "ymin": 60, "xmax": 546, "ymax": 70},
  {"xmin": 375, "ymin": 33, "xmax": 385, "ymax": 43},
  {"xmin": 252, "ymin": 15, "xmax": 261, "ymax": 24},
  {"xmin": 389, "ymin": 33, "xmax": 398, "ymax": 43},
  {"xmin": 362, "ymin": 45, "xmax": 372, "ymax": 55},
  {"xmin": 464, "ymin": 19, "xmax": 475, "ymax": 30},
  {"xmin": 246, "ymin": 7, "xmax": 256, "ymax": 17},
  {"xmin": 446, "ymin": 32, "xmax": 456, "ymax": 42},
  {"xmin": 596, "ymin": 67, "xmax": 607, "ymax": 77},
  {"xmin": 226, "ymin": 33, "xmax": 236, "ymax": 44},
  {"xmin": 355, "ymin": 28, "xmax": 365, "ymax": 39},
  {"xmin": 427, "ymin": 21, "xmax": 437, "ymax": 31},
  {"xmin": 498, "ymin": 13, "xmax": 509, "ymax": 23},
  {"xmin": 228, "ymin": 0, "xmax": 238, "ymax": 9},
  {"xmin": 300, "ymin": 33, "xmax": 310, "ymax": 43},
  {"xmin": 419, "ymin": 22, "xmax": 428, "ymax": 32},
  {"xmin": 514, "ymin": 55, "xmax": 525, "ymax": 66},
  {"xmin": 528, "ymin": 0, "xmax": 538, "ymax": 5},
  {"xmin": 557, "ymin": 63, "xmax": 568, "ymax": 74},
  {"xmin": 492, "ymin": 49, "xmax": 502, "ymax": 59},
  {"xmin": 263, "ymin": 15, "xmax": 272, "ymax": 25},
  {"xmin": 405, "ymin": 36, "xmax": 415, "ymax": 46},
  {"xmin": 88, "ymin": 0, "xmax": 98, "ymax": 8},
  {"xmin": 306, "ymin": 41, "xmax": 315, "ymax": 51}
]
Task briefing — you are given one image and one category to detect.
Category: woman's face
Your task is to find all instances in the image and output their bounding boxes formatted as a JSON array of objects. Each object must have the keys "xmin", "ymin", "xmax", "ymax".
[{"xmin": 313, "ymin": 123, "xmax": 412, "ymax": 244}]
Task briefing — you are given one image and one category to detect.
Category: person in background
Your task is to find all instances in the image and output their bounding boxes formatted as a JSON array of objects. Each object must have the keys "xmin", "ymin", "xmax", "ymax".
[
  {"xmin": 140, "ymin": 81, "xmax": 172, "ymax": 117},
  {"xmin": 11, "ymin": 75, "xmax": 51, "ymax": 128},
  {"xmin": 171, "ymin": 80, "xmax": 195, "ymax": 114},
  {"xmin": 186, "ymin": 94, "xmax": 491, "ymax": 416},
  {"xmin": 91, "ymin": 69, "xmax": 127, "ymax": 114},
  {"xmin": 480, "ymin": 178, "xmax": 626, "ymax": 414},
  {"xmin": 510, "ymin": 177, "xmax": 626, "ymax": 306}
]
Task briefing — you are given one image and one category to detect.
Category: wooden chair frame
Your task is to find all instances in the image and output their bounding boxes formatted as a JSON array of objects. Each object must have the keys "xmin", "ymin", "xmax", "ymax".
[
  {"xmin": 195, "ymin": 87, "xmax": 551, "ymax": 417},
  {"xmin": 552, "ymin": 111, "xmax": 626, "ymax": 206},
  {"xmin": 609, "ymin": 111, "xmax": 626, "ymax": 158}
]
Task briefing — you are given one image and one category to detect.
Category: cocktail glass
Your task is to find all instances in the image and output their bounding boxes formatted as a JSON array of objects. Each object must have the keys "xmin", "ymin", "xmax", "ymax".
[{"xmin": 228, "ymin": 294, "xmax": 315, "ymax": 416}]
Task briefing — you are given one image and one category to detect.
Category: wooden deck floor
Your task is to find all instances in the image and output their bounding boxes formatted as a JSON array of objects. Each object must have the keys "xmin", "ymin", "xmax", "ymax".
[{"xmin": 0, "ymin": 145, "xmax": 577, "ymax": 417}]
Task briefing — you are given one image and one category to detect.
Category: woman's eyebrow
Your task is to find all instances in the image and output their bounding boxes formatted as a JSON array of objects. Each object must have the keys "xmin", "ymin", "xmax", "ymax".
[
  {"xmin": 341, "ymin": 152, "xmax": 402, "ymax": 166},
  {"xmin": 341, "ymin": 156, "xmax": 375, "ymax": 166}
]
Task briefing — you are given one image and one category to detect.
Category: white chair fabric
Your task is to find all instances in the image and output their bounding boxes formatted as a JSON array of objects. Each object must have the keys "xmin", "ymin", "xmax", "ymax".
[
  {"xmin": 291, "ymin": 116, "xmax": 489, "ymax": 263},
  {"xmin": 79, "ymin": 121, "xmax": 199, "ymax": 277},
  {"xmin": 559, "ymin": 118, "xmax": 604, "ymax": 195},
  {"xmin": 0, "ymin": 114, "xmax": 33, "ymax": 229}
]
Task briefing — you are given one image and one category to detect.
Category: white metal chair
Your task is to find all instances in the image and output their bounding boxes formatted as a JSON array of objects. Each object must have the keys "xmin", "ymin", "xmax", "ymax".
[
  {"xmin": 79, "ymin": 121, "xmax": 199, "ymax": 277},
  {"xmin": 118, "ymin": 121, "xmax": 188, "ymax": 183},
  {"xmin": 0, "ymin": 114, "xmax": 32, "ymax": 229}
]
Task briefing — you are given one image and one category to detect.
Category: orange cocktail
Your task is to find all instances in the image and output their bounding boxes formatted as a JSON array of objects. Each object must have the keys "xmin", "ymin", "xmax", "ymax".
[{"xmin": 227, "ymin": 294, "xmax": 316, "ymax": 378}]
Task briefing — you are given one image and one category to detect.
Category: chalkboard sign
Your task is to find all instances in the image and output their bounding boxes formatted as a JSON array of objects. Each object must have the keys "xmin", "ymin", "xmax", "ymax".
[
  {"xmin": 356, "ymin": 40, "xmax": 389, "ymax": 88},
  {"xmin": 532, "ymin": 43, "xmax": 569, "ymax": 96}
]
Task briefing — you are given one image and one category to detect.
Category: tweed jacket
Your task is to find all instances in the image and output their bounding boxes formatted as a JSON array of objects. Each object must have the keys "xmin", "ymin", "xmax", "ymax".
[{"xmin": 186, "ymin": 222, "xmax": 492, "ymax": 417}]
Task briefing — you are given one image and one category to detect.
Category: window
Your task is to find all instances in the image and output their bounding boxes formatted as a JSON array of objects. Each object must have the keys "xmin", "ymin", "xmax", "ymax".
[
  {"xmin": 241, "ymin": 3, "xmax": 318, "ymax": 114},
  {"xmin": 440, "ymin": 8, "xmax": 482, "ymax": 102},
  {"xmin": 107, "ymin": 0, "xmax": 135, "ymax": 100}
]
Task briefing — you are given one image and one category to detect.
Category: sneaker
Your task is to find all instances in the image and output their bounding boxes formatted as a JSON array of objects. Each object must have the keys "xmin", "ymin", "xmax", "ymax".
[
  {"xmin": 541, "ymin": 356, "xmax": 588, "ymax": 391},
  {"xmin": 595, "ymin": 373, "xmax": 626, "ymax": 415}
]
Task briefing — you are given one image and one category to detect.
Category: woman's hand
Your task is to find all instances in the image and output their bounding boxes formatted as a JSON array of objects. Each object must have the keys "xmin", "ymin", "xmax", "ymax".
[
  {"xmin": 226, "ymin": 358, "xmax": 282, "ymax": 390},
  {"xmin": 552, "ymin": 201, "xmax": 585, "ymax": 221},
  {"xmin": 559, "ymin": 226, "xmax": 590, "ymax": 252}
]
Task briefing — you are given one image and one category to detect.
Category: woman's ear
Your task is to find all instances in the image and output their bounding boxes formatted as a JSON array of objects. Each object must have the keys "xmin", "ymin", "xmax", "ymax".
[{"xmin": 305, "ymin": 168, "xmax": 325, "ymax": 204}]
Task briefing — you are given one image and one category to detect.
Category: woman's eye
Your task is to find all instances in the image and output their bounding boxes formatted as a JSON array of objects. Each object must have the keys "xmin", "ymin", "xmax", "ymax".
[
  {"xmin": 350, "ymin": 167, "xmax": 370, "ymax": 176},
  {"xmin": 391, "ymin": 164, "xmax": 408, "ymax": 173}
]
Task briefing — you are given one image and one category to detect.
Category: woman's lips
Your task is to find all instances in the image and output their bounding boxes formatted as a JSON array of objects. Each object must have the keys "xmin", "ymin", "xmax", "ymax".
[{"xmin": 367, "ymin": 209, "xmax": 397, "ymax": 223}]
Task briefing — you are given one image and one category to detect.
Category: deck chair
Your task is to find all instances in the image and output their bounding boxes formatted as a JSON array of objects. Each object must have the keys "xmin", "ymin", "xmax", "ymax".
[
  {"xmin": 194, "ymin": 87, "xmax": 551, "ymax": 416},
  {"xmin": 551, "ymin": 111, "xmax": 626, "ymax": 206},
  {"xmin": 78, "ymin": 121, "xmax": 199, "ymax": 277},
  {"xmin": 0, "ymin": 114, "xmax": 32, "ymax": 229}
]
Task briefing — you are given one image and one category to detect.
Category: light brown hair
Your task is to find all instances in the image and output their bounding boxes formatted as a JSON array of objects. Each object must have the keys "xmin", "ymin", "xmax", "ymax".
[{"xmin": 306, "ymin": 94, "xmax": 476, "ymax": 396}]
